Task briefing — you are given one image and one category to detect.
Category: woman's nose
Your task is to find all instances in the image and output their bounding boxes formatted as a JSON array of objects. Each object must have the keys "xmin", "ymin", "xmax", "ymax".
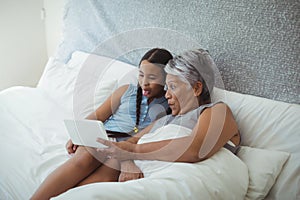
[{"xmin": 165, "ymin": 89, "xmax": 171, "ymax": 99}]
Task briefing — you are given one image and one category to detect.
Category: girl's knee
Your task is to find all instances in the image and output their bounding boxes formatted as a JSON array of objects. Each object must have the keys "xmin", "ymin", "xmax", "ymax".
[{"xmin": 71, "ymin": 147, "xmax": 100, "ymax": 169}]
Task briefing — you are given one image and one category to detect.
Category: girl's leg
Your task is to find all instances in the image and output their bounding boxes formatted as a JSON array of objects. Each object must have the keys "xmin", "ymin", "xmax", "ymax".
[
  {"xmin": 31, "ymin": 146, "xmax": 105, "ymax": 200},
  {"xmin": 76, "ymin": 158, "xmax": 120, "ymax": 186}
]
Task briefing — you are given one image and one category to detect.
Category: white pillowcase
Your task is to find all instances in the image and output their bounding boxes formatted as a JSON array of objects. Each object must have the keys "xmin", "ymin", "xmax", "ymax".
[
  {"xmin": 38, "ymin": 57, "xmax": 80, "ymax": 113},
  {"xmin": 237, "ymin": 146, "xmax": 290, "ymax": 200},
  {"xmin": 72, "ymin": 77, "xmax": 117, "ymax": 119}
]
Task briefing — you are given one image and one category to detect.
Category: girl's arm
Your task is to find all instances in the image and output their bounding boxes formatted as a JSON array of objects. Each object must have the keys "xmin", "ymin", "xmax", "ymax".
[
  {"xmin": 66, "ymin": 85, "xmax": 129, "ymax": 153},
  {"xmin": 99, "ymin": 103, "xmax": 239, "ymax": 163},
  {"xmin": 86, "ymin": 85, "xmax": 129, "ymax": 122}
]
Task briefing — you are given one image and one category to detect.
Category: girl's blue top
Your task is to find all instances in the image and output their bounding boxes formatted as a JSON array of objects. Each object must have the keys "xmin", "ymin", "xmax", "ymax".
[{"xmin": 104, "ymin": 84, "xmax": 169, "ymax": 133}]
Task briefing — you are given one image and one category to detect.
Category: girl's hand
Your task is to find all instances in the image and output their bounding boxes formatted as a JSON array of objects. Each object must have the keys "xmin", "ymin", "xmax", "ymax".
[
  {"xmin": 96, "ymin": 138, "xmax": 135, "ymax": 161},
  {"xmin": 65, "ymin": 139, "xmax": 78, "ymax": 154},
  {"xmin": 119, "ymin": 161, "xmax": 144, "ymax": 182}
]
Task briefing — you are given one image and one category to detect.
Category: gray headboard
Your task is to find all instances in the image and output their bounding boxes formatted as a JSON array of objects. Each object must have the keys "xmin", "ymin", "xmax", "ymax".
[{"xmin": 55, "ymin": 0, "xmax": 300, "ymax": 104}]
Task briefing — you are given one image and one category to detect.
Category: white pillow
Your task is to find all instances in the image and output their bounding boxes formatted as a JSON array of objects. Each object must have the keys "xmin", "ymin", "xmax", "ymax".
[
  {"xmin": 73, "ymin": 77, "xmax": 117, "ymax": 119},
  {"xmin": 237, "ymin": 146, "xmax": 290, "ymax": 200},
  {"xmin": 37, "ymin": 57, "xmax": 79, "ymax": 113},
  {"xmin": 212, "ymin": 87, "xmax": 300, "ymax": 199},
  {"xmin": 66, "ymin": 51, "xmax": 138, "ymax": 86},
  {"xmin": 38, "ymin": 51, "xmax": 137, "ymax": 118}
]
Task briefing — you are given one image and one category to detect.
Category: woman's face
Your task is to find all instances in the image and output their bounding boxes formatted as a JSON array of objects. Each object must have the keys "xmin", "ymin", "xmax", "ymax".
[
  {"xmin": 165, "ymin": 74, "xmax": 199, "ymax": 115},
  {"xmin": 138, "ymin": 60, "xmax": 166, "ymax": 101}
]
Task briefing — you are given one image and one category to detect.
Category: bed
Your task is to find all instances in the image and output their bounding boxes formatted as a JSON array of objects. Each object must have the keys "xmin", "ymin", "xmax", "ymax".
[{"xmin": 0, "ymin": 0, "xmax": 299, "ymax": 199}]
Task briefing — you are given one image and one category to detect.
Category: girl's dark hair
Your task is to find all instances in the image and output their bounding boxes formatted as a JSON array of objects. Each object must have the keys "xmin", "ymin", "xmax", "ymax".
[{"xmin": 135, "ymin": 48, "xmax": 173, "ymax": 131}]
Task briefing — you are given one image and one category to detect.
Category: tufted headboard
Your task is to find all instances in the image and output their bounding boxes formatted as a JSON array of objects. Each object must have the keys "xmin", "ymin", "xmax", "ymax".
[{"xmin": 51, "ymin": 0, "xmax": 299, "ymax": 104}]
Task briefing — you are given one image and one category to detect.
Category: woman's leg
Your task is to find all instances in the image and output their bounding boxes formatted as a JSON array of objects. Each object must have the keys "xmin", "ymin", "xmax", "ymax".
[
  {"xmin": 76, "ymin": 158, "xmax": 120, "ymax": 186},
  {"xmin": 31, "ymin": 146, "xmax": 105, "ymax": 200}
]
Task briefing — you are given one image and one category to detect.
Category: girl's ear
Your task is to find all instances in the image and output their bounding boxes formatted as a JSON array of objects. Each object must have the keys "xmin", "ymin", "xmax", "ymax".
[{"xmin": 193, "ymin": 81, "xmax": 203, "ymax": 96}]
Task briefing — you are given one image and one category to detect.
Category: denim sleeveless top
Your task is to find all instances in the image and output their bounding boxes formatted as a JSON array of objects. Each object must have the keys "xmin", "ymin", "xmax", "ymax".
[
  {"xmin": 104, "ymin": 84, "xmax": 169, "ymax": 133},
  {"xmin": 150, "ymin": 102, "xmax": 240, "ymax": 154}
]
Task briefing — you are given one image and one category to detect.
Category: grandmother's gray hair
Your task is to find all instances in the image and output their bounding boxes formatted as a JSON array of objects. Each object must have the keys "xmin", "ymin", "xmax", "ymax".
[{"xmin": 165, "ymin": 49, "xmax": 216, "ymax": 103}]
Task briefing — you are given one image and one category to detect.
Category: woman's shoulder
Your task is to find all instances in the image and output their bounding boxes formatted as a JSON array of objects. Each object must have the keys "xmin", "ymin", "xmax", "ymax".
[
  {"xmin": 190, "ymin": 101, "xmax": 232, "ymax": 119},
  {"xmin": 198, "ymin": 102, "xmax": 235, "ymax": 122},
  {"xmin": 203, "ymin": 102, "xmax": 232, "ymax": 112},
  {"xmin": 199, "ymin": 101, "xmax": 229, "ymax": 112}
]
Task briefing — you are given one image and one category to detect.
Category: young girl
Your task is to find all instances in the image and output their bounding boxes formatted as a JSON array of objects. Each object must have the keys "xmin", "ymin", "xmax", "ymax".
[{"xmin": 31, "ymin": 48, "xmax": 173, "ymax": 200}]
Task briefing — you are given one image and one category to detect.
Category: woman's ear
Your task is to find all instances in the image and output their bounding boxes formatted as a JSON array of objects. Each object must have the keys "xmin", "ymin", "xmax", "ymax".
[{"xmin": 193, "ymin": 81, "xmax": 203, "ymax": 96}]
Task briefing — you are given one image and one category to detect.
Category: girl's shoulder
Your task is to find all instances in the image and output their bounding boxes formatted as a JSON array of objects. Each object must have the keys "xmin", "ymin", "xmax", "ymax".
[
  {"xmin": 123, "ymin": 83, "xmax": 137, "ymax": 95},
  {"xmin": 115, "ymin": 84, "xmax": 136, "ymax": 97},
  {"xmin": 114, "ymin": 84, "xmax": 130, "ymax": 95},
  {"xmin": 109, "ymin": 84, "xmax": 132, "ymax": 103},
  {"xmin": 117, "ymin": 84, "xmax": 139, "ymax": 104}
]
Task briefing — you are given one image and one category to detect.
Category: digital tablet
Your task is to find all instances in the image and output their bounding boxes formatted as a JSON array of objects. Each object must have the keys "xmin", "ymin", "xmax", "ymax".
[{"xmin": 64, "ymin": 119, "xmax": 108, "ymax": 148}]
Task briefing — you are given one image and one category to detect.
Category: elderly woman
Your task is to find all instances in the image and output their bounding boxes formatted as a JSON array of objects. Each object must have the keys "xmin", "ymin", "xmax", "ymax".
[{"xmin": 98, "ymin": 49, "xmax": 241, "ymax": 181}]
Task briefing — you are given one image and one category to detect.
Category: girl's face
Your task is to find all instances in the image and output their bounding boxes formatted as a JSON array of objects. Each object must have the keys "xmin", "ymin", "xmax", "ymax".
[
  {"xmin": 165, "ymin": 74, "xmax": 200, "ymax": 115},
  {"xmin": 138, "ymin": 60, "xmax": 166, "ymax": 101}
]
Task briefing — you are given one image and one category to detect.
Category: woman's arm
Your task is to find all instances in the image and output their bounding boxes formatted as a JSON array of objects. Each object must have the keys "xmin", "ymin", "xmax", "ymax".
[
  {"xmin": 116, "ymin": 125, "xmax": 154, "ymax": 182},
  {"xmin": 125, "ymin": 123, "xmax": 155, "ymax": 144},
  {"xmin": 136, "ymin": 103, "xmax": 238, "ymax": 162},
  {"xmin": 99, "ymin": 103, "xmax": 239, "ymax": 163}
]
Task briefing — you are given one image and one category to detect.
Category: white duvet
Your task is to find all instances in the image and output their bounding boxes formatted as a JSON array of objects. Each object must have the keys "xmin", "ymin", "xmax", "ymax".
[{"xmin": 0, "ymin": 86, "xmax": 248, "ymax": 200}]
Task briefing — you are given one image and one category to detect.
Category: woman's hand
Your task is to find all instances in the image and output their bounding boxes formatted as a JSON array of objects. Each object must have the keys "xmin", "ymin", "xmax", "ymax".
[
  {"xmin": 119, "ymin": 160, "xmax": 144, "ymax": 182},
  {"xmin": 65, "ymin": 139, "xmax": 78, "ymax": 154},
  {"xmin": 96, "ymin": 138, "xmax": 136, "ymax": 161}
]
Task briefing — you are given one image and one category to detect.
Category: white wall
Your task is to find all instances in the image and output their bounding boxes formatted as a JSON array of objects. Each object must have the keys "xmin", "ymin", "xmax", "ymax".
[
  {"xmin": 44, "ymin": 0, "xmax": 64, "ymax": 58},
  {"xmin": 0, "ymin": 0, "xmax": 48, "ymax": 91}
]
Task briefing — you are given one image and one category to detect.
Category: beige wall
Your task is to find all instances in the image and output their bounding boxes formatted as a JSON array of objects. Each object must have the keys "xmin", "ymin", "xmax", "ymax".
[{"xmin": 0, "ymin": 0, "xmax": 48, "ymax": 91}]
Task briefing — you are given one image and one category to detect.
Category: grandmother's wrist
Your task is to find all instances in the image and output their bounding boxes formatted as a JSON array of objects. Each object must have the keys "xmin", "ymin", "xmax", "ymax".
[{"xmin": 130, "ymin": 144, "xmax": 142, "ymax": 160}]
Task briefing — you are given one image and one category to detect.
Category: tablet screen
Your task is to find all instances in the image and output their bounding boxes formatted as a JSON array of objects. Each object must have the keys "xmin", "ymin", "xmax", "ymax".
[{"xmin": 64, "ymin": 119, "xmax": 108, "ymax": 148}]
